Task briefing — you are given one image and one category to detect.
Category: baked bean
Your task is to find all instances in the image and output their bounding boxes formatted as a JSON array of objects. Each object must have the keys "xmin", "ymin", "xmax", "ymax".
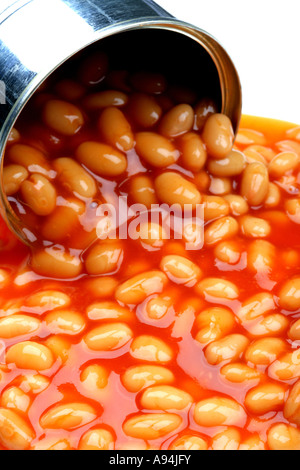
[
  {"xmin": 194, "ymin": 98, "xmax": 218, "ymax": 131},
  {"xmin": 281, "ymin": 249, "xmax": 300, "ymax": 268},
  {"xmin": 182, "ymin": 222, "xmax": 204, "ymax": 250},
  {"xmin": 43, "ymin": 99, "xmax": 84, "ymax": 135},
  {"xmin": 55, "ymin": 79, "xmax": 86, "ymax": 101},
  {"xmin": 239, "ymin": 435, "xmax": 265, "ymax": 451},
  {"xmin": 169, "ymin": 435, "xmax": 208, "ymax": 451},
  {"xmin": 3, "ymin": 165, "xmax": 28, "ymax": 196},
  {"xmin": 53, "ymin": 157, "xmax": 97, "ymax": 198},
  {"xmin": 40, "ymin": 402, "xmax": 97, "ymax": 430},
  {"xmin": 224, "ymin": 195, "xmax": 249, "ymax": 216},
  {"xmin": 45, "ymin": 310, "xmax": 86, "ymax": 335},
  {"xmin": 205, "ymin": 334, "xmax": 249, "ymax": 365},
  {"xmin": 214, "ymin": 240, "xmax": 242, "ymax": 264},
  {"xmin": 130, "ymin": 175, "xmax": 158, "ymax": 208},
  {"xmin": 245, "ymin": 383, "xmax": 286, "ymax": 414},
  {"xmin": 268, "ymin": 424, "xmax": 300, "ymax": 450},
  {"xmin": 159, "ymin": 104, "xmax": 194, "ymax": 138},
  {"xmin": 121, "ymin": 365, "xmax": 174, "ymax": 392},
  {"xmin": 19, "ymin": 374, "xmax": 50, "ymax": 394},
  {"xmin": 244, "ymin": 148, "xmax": 266, "ymax": 165},
  {"xmin": 85, "ymin": 241, "xmax": 123, "ymax": 275},
  {"xmin": 244, "ymin": 144, "xmax": 275, "ymax": 163},
  {"xmin": 98, "ymin": 107, "xmax": 134, "ymax": 152},
  {"xmin": 283, "ymin": 380, "xmax": 300, "ymax": 425},
  {"xmin": 76, "ymin": 141, "xmax": 127, "ymax": 176},
  {"xmin": 275, "ymin": 174, "xmax": 299, "ymax": 195},
  {"xmin": 264, "ymin": 182, "xmax": 281, "ymax": 208},
  {"xmin": 202, "ymin": 114, "xmax": 234, "ymax": 159},
  {"xmin": 0, "ymin": 408, "xmax": 35, "ymax": 450},
  {"xmin": 276, "ymin": 139, "xmax": 300, "ymax": 156},
  {"xmin": 246, "ymin": 314, "xmax": 289, "ymax": 337},
  {"xmin": 140, "ymin": 385, "xmax": 193, "ymax": 410},
  {"xmin": 128, "ymin": 93, "xmax": 162, "ymax": 128},
  {"xmin": 180, "ymin": 132, "xmax": 207, "ymax": 172},
  {"xmin": 203, "ymin": 195, "xmax": 229, "ymax": 221},
  {"xmin": 7, "ymin": 128, "xmax": 21, "ymax": 145},
  {"xmin": 155, "ymin": 172, "xmax": 201, "ymax": 208},
  {"xmin": 146, "ymin": 296, "xmax": 172, "ymax": 320},
  {"xmin": 194, "ymin": 307, "xmax": 236, "ymax": 345},
  {"xmin": 138, "ymin": 222, "xmax": 166, "ymax": 248},
  {"xmin": 0, "ymin": 315, "xmax": 41, "ymax": 339},
  {"xmin": 196, "ymin": 277, "xmax": 239, "ymax": 300},
  {"xmin": 236, "ymin": 129, "xmax": 267, "ymax": 146},
  {"xmin": 78, "ymin": 428, "xmax": 115, "ymax": 450},
  {"xmin": 221, "ymin": 363, "xmax": 261, "ymax": 383},
  {"xmin": 269, "ymin": 151, "xmax": 299, "ymax": 177},
  {"xmin": 21, "ymin": 174, "xmax": 57, "ymax": 216},
  {"xmin": 0, "ymin": 301, "xmax": 21, "ymax": 317},
  {"xmin": 78, "ymin": 51, "xmax": 108, "ymax": 86},
  {"xmin": 240, "ymin": 162, "xmax": 269, "ymax": 206},
  {"xmin": 279, "ymin": 277, "xmax": 300, "ymax": 311},
  {"xmin": 6, "ymin": 341, "xmax": 55, "ymax": 370},
  {"xmin": 239, "ymin": 215, "xmax": 271, "ymax": 238},
  {"xmin": 245, "ymin": 338, "xmax": 287, "ymax": 365},
  {"xmin": 41, "ymin": 199, "xmax": 85, "ymax": 242},
  {"xmin": 115, "ymin": 270, "xmax": 167, "ymax": 305},
  {"xmin": 84, "ymin": 276, "xmax": 118, "ymax": 298},
  {"xmin": 135, "ymin": 132, "xmax": 179, "ymax": 168},
  {"xmin": 160, "ymin": 255, "xmax": 202, "ymax": 286},
  {"xmin": 84, "ymin": 323, "xmax": 133, "ymax": 351},
  {"xmin": 212, "ymin": 428, "xmax": 241, "ymax": 451},
  {"xmin": 80, "ymin": 364, "xmax": 109, "ymax": 390},
  {"xmin": 204, "ymin": 216, "xmax": 239, "ymax": 246},
  {"xmin": 208, "ymin": 150, "xmax": 246, "ymax": 177},
  {"xmin": 87, "ymin": 301, "xmax": 133, "ymax": 322},
  {"xmin": 156, "ymin": 94, "xmax": 174, "ymax": 112},
  {"xmin": 289, "ymin": 319, "xmax": 300, "ymax": 341},
  {"xmin": 123, "ymin": 413, "xmax": 181, "ymax": 440},
  {"xmin": 194, "ymin": 170, "xmax": 210, "ymax": 192},
  {"xmin": 247, "ymin": 240, "xmax": 275, "ymax": 272},
  {"xmin": 285, "ymin": 198, "xmax": 300, "ymax": 224},
  {"xmin": 0, "ymin": 269, "xmax": 9, "ymax": 289},
  {"xmin": 25, "ymin": 290, "xmax": 71, "ymax": 312},
  {"xmin": 130, "ymin": 72, "xmax": 167, "ymax": 94},
  {"xmin": 286, "ymin": 126, "xmax": 300, "ymax": 141},
  {"xmin": 8, "ymin": 144, "xmax": 53, "ymax": 178},
  {"xmin": 268, "ymin": 349, "xmax": 300, "ymax": 381},
  {"xmin": 130, "ymin": 335, "xmax": 173, "ymax": 363},
  {"xmin": 45, "ymin": 336, "xmax": 71, "ymax": 364},
  {"xmin": 31, "ymin": 246, "xmax": 83, "ymax": 278},
  {"xmin": 83, "ymin": 90, "xmax": 128, "ymax": 109},
  {"xmin": 194, "ymin": 397, "xmax": 246, "ymax": 427},
  {"xmin": 285, "ymin": 385, "xmax": 300, "ymax": 434},
  {"xmin": 1, "ymin": 387, "xmax": 30, "ymax": 414},
  {"xmin": 209, "ymin": 176, "xmax": 232, "ymax": 196},
  {"xmin": 168, "ymin": 85, "xmax": 197, "ymax": 105},
  {"xmin": 32, "ymin": 438, "xmax": 72, "ymax": 451}
]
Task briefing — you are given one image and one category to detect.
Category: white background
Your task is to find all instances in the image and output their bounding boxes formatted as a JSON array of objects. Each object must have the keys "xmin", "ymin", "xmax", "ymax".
[{"xmin": 155, "ymin": 0, "xmax": 300, "ymax": 124}]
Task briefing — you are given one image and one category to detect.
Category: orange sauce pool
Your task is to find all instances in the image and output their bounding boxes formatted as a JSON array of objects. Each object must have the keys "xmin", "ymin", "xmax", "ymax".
[{"xmin": 0, "ymin": 51, "xmax": 300, "ymax": 450}]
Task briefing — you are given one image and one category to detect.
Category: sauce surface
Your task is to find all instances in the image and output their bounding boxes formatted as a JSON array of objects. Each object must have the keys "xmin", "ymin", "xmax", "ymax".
[{"xmin": 0, "ymin": 51, "xmax": 300, "ymax": 450}]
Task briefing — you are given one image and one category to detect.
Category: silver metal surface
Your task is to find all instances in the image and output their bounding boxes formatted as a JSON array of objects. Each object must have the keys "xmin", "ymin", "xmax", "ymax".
[{"xmin": 0, "ymin": 0, "xmax": 242, "ymax": 243}]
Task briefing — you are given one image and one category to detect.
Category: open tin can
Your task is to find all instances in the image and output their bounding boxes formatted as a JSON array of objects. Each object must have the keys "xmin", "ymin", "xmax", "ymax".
[{"xmin": 0, "ymin": 0, "xmax": 241, "ymax": 241}]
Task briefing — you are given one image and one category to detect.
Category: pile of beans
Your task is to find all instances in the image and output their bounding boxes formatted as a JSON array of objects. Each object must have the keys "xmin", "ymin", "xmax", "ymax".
[{"xmin": 0, "ymin": 49, "xmax": 300, "ymax": 450}]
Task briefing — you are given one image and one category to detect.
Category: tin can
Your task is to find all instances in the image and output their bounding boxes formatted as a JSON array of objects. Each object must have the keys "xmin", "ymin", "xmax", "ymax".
[{"xmin": 0, "ymin": 0, "xmax": 241, "ymax": 241}]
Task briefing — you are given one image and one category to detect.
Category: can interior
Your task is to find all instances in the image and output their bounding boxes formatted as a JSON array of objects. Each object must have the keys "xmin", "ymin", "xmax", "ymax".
[
  {"xmin": 44, "ymin": 27, "xmax": 222, "ymax": 110},
  {"xmin": 1, "ymin": 26, "xmax": 223, "ymax": 243}
]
